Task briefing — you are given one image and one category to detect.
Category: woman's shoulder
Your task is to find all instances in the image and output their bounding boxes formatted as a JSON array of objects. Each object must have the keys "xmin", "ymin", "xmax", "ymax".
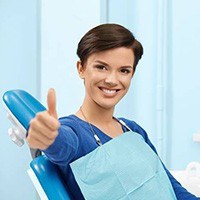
[
  {"xmin": 59, "ymin": 114, "xmax": 77, "ymax": 123},
  {"xmin": 58, "ymin": 114, "xmax": 89, "ymax": 134},
  {"xmin": 59, "ymin": 114, "xmax": 82, "ymax": 126}
]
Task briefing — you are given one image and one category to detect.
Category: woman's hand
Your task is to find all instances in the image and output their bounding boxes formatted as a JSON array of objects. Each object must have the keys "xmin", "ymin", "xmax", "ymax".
[{"xmin": 27, "ymin": 88, "xmax": 60, "ymax": 150}]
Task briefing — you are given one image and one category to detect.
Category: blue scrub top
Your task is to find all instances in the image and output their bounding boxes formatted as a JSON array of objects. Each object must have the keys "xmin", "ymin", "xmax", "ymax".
[{"xmin": 44, "ymin": 115, "xmax": 199, "ymax": 200}]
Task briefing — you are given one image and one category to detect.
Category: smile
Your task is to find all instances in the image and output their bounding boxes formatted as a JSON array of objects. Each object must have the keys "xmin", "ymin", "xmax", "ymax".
[{"xmin": 99, "ymin": 87, "xmax": 120, "ymax": 95}]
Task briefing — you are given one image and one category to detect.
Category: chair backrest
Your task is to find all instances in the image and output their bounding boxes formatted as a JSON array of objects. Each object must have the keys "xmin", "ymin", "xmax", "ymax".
[{"xmin": 3, "ymin": 90, "xmax": 72, "ymax": 200}]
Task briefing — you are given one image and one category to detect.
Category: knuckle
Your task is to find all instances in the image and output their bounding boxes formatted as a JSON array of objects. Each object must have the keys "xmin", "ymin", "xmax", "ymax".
[
  {"xmin": 26, "ymin": 137, "xmax": 30, "ymax": 144},
  {"xmin": 36, "ymin": 112, "xmax": 44, "ymax": 120},
  {"xmin": 26, "ymin": 138, "xmax": 35, "ymax": 149},
  {"xmin": 42, "ymin": 141, "xmax": 51, "ymax": 150},
  {"xmin": 36, "ymin": 111, "xmax": 48, "ymax": 120},
  {"xmin": 54, "ymin": 120, "xmax": 60, "ymax": 129},
  {"xmin": 49, "ymin": 131, "xmax": 58, "ymax": 140},
  {"xmin": 26, "ymin": 133, "xmax": 33, "ymax": 141},
  {"xmin": 48, "ymin": 134, "xmax": 54, "ymax": 140},
  {"xmin": 50, "ymin": 119, "xmax": 60, "ymax": 130},
  {"xmin": 53, "ymin": 130, "xmax": 59, "ymax": 138},
  {"xmin": 30, "ymin": 119, "xmax": 36, "ymax": 127}
]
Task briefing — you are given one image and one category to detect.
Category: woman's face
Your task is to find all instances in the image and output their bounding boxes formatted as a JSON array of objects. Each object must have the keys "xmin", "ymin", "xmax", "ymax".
[{"xmin": 77, "ymin": 47, "xmax": 135, "ymax": 110}]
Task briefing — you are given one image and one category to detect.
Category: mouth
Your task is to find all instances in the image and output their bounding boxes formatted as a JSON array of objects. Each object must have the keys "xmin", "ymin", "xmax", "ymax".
[{"xmin": 99, "ymin": 87, "xmax": 120, "ymax": 96}]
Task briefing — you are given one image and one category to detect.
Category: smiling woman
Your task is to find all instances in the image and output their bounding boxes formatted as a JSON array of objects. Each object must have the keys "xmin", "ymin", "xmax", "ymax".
[
  {"xmin": 26, "ymin": 24, "xmax": 199, "ymax": 200},
  {"xmin": 76, "ymin": 47, "xmax": 134, "ymax": 111}
]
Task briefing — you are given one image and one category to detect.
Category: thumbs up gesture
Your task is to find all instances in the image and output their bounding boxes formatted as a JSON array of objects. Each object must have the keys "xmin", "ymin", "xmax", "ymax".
[{"xmin": 27, "ymin": 88, "xmax": 60, "ymax": 150}]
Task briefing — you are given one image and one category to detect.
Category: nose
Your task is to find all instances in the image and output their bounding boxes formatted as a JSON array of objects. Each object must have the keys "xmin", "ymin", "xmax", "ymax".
[{"xmin": 104, "ymin": 71, "xmax": 118, "ymax": 86}]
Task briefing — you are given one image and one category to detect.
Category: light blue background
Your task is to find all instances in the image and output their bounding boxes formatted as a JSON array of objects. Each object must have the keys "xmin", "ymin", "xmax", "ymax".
[
  {"xmin": 0, "ymin": 0, "xmax": 40, "ymax": 199},
  {"xmin": 0, "ymin": 0, "xmax": 200, "ymax": 199}
]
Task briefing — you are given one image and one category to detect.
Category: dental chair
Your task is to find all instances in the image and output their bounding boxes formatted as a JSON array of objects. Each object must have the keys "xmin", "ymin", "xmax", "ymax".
[
  {"xmin": 3, "ymin": 90, "xmax": 72, "ymax": 200},
  {"xmin": 3, "ymin": 90, "xmax": 200, "ymax": 199}
]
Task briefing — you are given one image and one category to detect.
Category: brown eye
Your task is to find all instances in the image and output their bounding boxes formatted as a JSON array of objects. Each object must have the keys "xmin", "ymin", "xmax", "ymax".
[
  {"xmin": 121, "ymin": 69, "xmax": 131, "ymax": 74},
  {"xmin": 95, "ymin": 65, "xmax": 107, "ymax": 70}
]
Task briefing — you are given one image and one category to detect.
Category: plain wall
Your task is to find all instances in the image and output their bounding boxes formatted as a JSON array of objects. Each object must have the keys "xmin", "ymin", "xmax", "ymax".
[
  {"xmin": 0, "ymin": 0, "xmax": 40, "ymax": 199},
  {"xmin": 106, "ymin": 0, "xmax": 200, "ymax": 169},
  {"xmin": 0, "ymin": 0, "xmax": 101, "ymax": 199},
  {"xmin": 40, "ymin": 0, "xmax": 101, "ymax": 116}
]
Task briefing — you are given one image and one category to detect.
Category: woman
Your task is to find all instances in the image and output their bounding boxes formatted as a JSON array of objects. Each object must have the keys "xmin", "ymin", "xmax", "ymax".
[{"xmin": 27, "ymin": 24, "xmax": 199, "ymax": 199}]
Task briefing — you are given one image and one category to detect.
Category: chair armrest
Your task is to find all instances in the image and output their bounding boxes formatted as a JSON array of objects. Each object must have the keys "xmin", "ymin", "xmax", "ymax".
[{"xmin": 30, "ymin": 155, "xmax": 72, "ymax": 200}]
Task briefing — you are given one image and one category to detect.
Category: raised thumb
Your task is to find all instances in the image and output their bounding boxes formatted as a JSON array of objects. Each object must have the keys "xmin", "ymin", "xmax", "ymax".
[{"xmin": 47, "ymin": 88, "xmax": 58, "ymax": 119}]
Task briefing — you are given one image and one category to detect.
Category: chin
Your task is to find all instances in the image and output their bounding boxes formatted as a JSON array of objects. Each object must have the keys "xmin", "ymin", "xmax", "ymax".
[
  {"xmin": 92, "ymin": 94, "xmax": 125, "ymax": 110},
  {"xmin": 100, "ymin": 105, "xmax": 115, "ymax": 110},
  {"xmin": 96, "ymin": 100, "xmax": 119, "ymax": 110}
]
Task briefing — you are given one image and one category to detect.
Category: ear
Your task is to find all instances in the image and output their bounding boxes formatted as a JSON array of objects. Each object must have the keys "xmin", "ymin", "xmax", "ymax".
[{"xmin": 76, "ymin": 61, "xmax": 85, "ymax": 79}]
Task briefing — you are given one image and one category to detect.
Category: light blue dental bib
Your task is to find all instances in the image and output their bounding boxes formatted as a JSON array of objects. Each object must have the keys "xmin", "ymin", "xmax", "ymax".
[{"xmin": 70, "ymin": 131, "xmax": 177, "ymax": 200}]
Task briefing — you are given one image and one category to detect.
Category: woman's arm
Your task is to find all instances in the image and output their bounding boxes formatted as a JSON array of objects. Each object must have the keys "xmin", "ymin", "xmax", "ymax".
[
  {"xmin": 43, "ymin": 124, "xmax": 79, "ymax": 166},
  {"xmin": 27, "ymin": 89, "xmax": 79, "ymax": 166}
]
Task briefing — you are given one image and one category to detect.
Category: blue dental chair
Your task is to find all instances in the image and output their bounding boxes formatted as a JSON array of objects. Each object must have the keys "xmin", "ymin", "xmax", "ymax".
[{"xmin": 3, "ymin": 90, "xmax": 72, "ymax": 200}]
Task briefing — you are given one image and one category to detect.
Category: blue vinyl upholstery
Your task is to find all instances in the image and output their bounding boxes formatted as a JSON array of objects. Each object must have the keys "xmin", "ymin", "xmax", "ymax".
[
  {"xmin": 3, "ymin": 90, "xmax": 46, "ymax": 130},
  {"xmin": 3, "ymin": 90, "xmax": 72, "ymax": 200},
  {"xmin": 30, "ymin": 155, "xmax": 72, "ymax": 200}
]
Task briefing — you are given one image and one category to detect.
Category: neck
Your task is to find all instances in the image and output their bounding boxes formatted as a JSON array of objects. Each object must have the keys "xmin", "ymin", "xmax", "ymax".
[{"xmin": 77, "ymin": 98, "xmax": 115, "ymax": 124}]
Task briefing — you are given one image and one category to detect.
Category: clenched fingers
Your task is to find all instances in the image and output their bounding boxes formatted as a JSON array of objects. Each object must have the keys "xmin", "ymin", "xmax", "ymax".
[{"xmin": 34, "ymin": 111, "xmax": 60, "ymax": 131}]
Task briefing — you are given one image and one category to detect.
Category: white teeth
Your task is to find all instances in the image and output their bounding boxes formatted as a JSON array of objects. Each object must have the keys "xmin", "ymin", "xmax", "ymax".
[{"xmin": 102, "ymin": 88, "xmax": 117, "ymax": 94}]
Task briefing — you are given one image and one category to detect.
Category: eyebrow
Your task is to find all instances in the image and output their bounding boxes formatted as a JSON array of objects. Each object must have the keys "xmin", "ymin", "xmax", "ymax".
[{"xmin": 94, "ymin": 60, "xmax": 133, "ymax": 69}]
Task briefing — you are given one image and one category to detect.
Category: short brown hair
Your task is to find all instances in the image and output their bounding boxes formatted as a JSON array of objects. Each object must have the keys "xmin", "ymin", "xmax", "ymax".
[{"xmin": 77, "ymin": 23, "xmax": 143, "ymax": 70}]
